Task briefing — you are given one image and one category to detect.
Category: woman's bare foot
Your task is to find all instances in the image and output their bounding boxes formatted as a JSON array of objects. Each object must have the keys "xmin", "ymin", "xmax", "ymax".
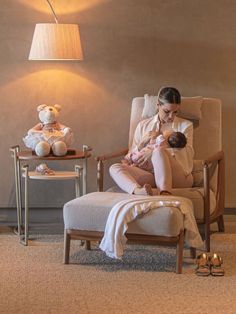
[{"xmin": 134, "ymin": 184, "xmax": 153, "ymax": 196}]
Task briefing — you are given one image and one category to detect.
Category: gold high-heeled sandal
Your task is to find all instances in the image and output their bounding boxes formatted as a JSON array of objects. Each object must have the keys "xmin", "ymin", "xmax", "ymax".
[
  {"xmin": 210, "ymin": 253, "xmax": 225, "ymax": 276},
  {"xmin": 195, "ymin": 253, "xmax": 211, "ymax": 276}
]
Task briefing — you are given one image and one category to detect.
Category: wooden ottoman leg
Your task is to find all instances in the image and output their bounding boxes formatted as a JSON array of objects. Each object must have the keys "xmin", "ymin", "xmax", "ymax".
[
  {"xmin": 63, "ymin": 229, "xmax": 71, "ymax": 264},
  {"xmin": 85, "ymin": 240, "xmax": 91, "ymax": 250},
  {"xmin": 217, "ymin": 214, "xmax": 225, "ymax": 232},
  {"xmin": 190, "ymin": 247, "xmax": 196, "ymax": 259},
  {"xmin": 204, "ymin": 223, "xmax": 211, "ymax": 252},
  {"xmin": 176, "ymin": 229, "xmax": 184, "ymax": 274}
]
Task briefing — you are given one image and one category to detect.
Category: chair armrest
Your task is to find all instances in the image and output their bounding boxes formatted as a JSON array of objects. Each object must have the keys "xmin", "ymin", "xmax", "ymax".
[
  {"xmin": 202, "ymin": 150, "xmax": 225, "ymax": 223},
  {"xmin": 202, "ymin": 150, "xmax": 224, "ymax": 166},
  {"xmin": 95, "ymin": 148, "xmax": 128, "ymax": 191},
  {"xmin": 95, "ymin": 148, "xmax": 128, "ymax": 161}
]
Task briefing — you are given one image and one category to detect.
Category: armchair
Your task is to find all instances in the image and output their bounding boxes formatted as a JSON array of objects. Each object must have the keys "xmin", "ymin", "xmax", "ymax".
[{"xmin": 96, "ymin": 96, "xmax": 225, "ymax": 252}]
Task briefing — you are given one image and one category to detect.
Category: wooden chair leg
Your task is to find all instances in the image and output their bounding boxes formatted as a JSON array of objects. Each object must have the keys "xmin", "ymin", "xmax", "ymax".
[
  {"xmin": 85, "ymin": 240, "xmax": 91, "ymax": 250},
  {"xmin": 176, "ymin": 229, "xmax": 184, "ymax": 274},
  {"xmin": 217, "ymin": 215, "xmax": 225, "ymax": 232},
  {"xmin": 204, "ymin": 223, "xmax": 210, "ymax": 252},
  {"xmin": 190, "ymin": 247, "xmax": 196, "ymax": 259},
  {"xmin": 63, "ymin": 230, "xmax": 71, "ymax": 264}
]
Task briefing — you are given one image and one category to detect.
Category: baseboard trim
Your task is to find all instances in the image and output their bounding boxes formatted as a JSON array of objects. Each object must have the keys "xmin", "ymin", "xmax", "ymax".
[
  {"xmin": 224, "ymin": 208, "xmax": 236, "ymax": 215},
  {"xmin": 0, "ymin": 207, "xmax": 63, "ymax": 224}
]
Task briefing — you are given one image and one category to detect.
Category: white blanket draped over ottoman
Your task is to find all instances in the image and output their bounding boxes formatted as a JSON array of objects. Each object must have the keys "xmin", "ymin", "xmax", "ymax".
[{"xmin": 99, "ymin": 196, "xmax": 203, "ymax": 259}]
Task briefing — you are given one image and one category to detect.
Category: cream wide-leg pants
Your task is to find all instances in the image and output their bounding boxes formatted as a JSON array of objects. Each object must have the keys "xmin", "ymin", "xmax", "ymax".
[{"xmin": 109, "ymin": 147, "xmax": 193, "ymax": 194}]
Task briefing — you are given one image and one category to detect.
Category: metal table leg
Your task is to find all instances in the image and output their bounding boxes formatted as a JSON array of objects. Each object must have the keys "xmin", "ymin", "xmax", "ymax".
[
  {"xmin": 21, "ymin": 165, "xmax": 29, "ymax": 246},
  {"xmin": 82, "ymin": 145, "xmax": 88, "ymax": 195},
  {"xmin": 75, "ymin": 165, "xmax": 83, "ymax": 198},
  {"xmin": 10, "ymin": 146, "xmax": 22, "ymax": 238},
  {"xmin": 82, "ymin": 145, "xmax": 92, "ymax": 195}
]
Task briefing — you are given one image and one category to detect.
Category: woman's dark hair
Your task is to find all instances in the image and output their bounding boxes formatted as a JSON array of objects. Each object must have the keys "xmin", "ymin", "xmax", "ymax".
[{"xmin": 158, "ymin": 87, "xmax": 181, "ymax": 105}]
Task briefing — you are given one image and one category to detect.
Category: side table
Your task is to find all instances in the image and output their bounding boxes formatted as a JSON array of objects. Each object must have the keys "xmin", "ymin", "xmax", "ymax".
[{"xmin": 10, "ymin": 146, "xmax": 92, "ymax": 245}]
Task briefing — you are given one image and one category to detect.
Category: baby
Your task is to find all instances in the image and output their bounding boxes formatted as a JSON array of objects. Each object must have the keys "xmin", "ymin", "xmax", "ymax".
[{"xmin": 123, "ymin": 131, "xmax": 187, "ymax": 171}]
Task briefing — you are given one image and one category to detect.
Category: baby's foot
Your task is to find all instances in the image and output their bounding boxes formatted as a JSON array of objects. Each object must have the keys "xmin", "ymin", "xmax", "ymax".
[{"xmin": 134, "ymin": 184, "xmax": 153, "ymax": 196}]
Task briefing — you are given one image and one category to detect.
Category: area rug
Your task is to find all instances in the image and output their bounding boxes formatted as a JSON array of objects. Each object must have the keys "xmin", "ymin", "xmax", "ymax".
[{"xmin": 1, "ymin": 232, "xmax": 236, "ymax": 314}]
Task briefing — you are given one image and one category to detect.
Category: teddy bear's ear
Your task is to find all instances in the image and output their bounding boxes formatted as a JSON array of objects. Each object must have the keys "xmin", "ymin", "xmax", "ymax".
[
  {"xmin": 54, "ymin": 104, "xmax": 61, "ymax": 112},
  {"xmin": 37, "ymin": 104, "xmax": 47, "ymax": 112}
]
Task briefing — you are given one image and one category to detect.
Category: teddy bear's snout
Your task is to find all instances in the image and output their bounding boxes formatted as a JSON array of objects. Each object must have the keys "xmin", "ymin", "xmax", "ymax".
[{"xmin": 49, "ymin": 108, "xmax": 53, "ymax": 111}]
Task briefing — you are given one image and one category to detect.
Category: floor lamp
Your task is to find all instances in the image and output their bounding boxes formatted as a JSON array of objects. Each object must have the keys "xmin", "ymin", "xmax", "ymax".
[{"xmin": 28, "ymin": 0, "xmax": 83, "ymax": 61}]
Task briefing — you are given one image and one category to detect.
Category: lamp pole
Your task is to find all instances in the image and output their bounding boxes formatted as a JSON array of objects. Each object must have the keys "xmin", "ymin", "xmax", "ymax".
[{"xmin": 46, "ymin": 0, "xmax": 59, "ymax": 23}]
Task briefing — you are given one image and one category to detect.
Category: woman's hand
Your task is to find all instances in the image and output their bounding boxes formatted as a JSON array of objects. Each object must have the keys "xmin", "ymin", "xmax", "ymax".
[
  {"xmin": 136, "ymin": 148, "xmax": 153, "ymax": 166},
  {"xmin": 121, "ymin": 158, "xmax": 131, "ymax": 166},
  {"xmin": 148, "ymin": 130, "xmax": 160, "ymax": 139}
]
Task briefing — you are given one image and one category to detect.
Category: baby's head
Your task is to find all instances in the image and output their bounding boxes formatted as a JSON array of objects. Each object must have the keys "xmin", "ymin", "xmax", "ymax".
[{"xmin": 167, "ymin": 131, "xmax": 187, "ymax": 148}]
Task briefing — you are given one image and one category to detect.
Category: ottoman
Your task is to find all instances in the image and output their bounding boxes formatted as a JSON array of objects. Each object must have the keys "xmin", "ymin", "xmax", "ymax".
[{"xmin": 63, "ymin": 192, "xmax": 195, "ymax": 273}]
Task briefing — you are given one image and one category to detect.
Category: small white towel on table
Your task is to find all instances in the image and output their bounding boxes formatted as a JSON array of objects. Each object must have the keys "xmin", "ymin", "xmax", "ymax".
[{"xmin": 99, "ymin": 196, "xmax": 203, "ymax": 259}]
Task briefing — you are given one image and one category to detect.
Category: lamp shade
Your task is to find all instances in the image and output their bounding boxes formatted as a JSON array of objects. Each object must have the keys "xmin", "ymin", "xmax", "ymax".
[{"xmin": 28, "ymin": 23, "xmax": 83, "ymax": 60}]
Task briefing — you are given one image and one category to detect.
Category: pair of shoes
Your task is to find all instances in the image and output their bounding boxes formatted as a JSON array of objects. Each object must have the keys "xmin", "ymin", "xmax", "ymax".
[
  {"xmin": 195, "ymin": 253, "xmax": 224, "ymax": 276},
  {"xmin": 35, "ymin": 163, "xmax": 55, "ymax": 175}
]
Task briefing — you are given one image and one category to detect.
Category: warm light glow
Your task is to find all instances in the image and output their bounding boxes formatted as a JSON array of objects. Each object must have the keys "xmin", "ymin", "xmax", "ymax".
[
  {"xmin": 29, "ymin": 23, "xmax": 83, "ymax": 61},
  {"xmin": 19, "ymin": 0, "xmax": 109, "ymax": 15},
  {"xmin": 0, "ymin": 68, "xmax": 109, "ymax": 109}
]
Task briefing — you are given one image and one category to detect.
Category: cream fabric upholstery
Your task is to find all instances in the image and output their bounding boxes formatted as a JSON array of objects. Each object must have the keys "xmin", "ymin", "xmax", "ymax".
[
  {"xmin": 63, "ymin": 192, "xmax": 184, "ymax": 237},
  {"xmin": 106, "ymin": 185, "xmax": 216, "ymax": 221},
  {"xmin": 142, "ymin": 95, "xmax": 203, "ymax": 120},
  {"xmin": 172, "ymin": 188, "xmax": 216, "ymax": 220}
]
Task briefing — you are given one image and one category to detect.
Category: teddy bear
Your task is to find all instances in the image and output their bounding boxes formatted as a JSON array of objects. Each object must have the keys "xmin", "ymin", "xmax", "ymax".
[{"xmin": 23, "ymin": 104, "xmax": 73, "ymax": 157}]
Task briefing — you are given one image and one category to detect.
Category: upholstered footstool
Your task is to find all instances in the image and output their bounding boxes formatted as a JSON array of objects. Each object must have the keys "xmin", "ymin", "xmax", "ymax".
[{"xmin": 63, "ymin": 192, "xmax": 196, "ymax": 274}]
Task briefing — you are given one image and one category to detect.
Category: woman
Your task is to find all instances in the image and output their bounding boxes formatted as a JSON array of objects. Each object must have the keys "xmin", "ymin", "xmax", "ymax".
[{"xmin": 109, "ymin": 87, "xmax": 194, "ymax": 196}]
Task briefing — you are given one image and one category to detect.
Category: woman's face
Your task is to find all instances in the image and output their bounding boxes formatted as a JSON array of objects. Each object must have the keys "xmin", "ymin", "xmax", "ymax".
[{"xmin": 157, "ymin": 102, "xmax": 180, "ymax": 123}]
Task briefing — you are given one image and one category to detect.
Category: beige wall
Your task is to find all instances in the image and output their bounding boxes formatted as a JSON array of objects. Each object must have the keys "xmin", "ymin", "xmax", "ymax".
[{"xmin": 0, "ymin": 0, "xmax": 235, "ymax": 208}]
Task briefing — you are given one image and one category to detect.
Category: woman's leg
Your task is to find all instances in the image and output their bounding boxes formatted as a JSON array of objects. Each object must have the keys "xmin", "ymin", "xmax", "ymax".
[
  {"xmin": 151, "ymin": 148, "xmax": 172, "ymax": 192},
  {"xmin": 171, "ymin": 157, "xmax": 193, "ymax": 188},
  {"xmin": 109, "ymin": 163, "xmax": 155, "ymax": 194},
  {"xmin": 151, "ymin": 147, "xmax": 193, "ymax": 192}
]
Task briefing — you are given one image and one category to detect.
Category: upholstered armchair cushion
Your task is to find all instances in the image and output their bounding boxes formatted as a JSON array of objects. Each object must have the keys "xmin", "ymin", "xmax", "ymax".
[
  {"xmin": 142, "ymin": 94, "xmax": 203, "ymax": 120},
  {"xmin": 106, "ymin": 185, "xmax": 216, "ymax": 221},
  {"xmin": 171, "ymin": 188, "xmax": 216, "ymax": 220},
  {"xmin": 192, "ymin": 160, "xmax": 204, "ymax": 187}
]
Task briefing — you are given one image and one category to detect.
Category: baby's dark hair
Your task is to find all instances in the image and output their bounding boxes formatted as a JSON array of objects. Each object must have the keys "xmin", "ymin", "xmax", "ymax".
[
  {"xmin": 158, "ymin": 87, "xmax": 181, "ymax": 105},
  {"xmin": 167, "ymin": 132, "xmax": 187, "ymax": 148}
]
